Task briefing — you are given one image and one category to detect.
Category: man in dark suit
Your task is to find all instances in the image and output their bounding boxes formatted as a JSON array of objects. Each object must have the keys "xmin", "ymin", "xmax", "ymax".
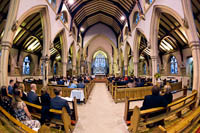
[
  {"xmin": 27, "ymin": 84, "xmax": 40, "ymax": 104},
  {"xmin": 141, "ymin": 85, "xmax": 168, "ymax": 127},
  {"xmin": 51, "ymin": 88, "xmax": 71, "ymax": 119}
]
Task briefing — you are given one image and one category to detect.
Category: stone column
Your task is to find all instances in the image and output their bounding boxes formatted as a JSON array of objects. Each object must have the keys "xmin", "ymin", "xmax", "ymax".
[
  {"xmin": 124, "ymin": 64, "xmax": 128, "ymax": 76},
  {"xmin": 62, "ymin": 61, "xmax": 67, "ymax": 77},
  {"xmin": 189, "ymin": 41, "xmax": 200, "ymax": 99},
  {"xmin": 87, "ymin": 62, "xmax": 91, "ymax": 75},
  {"xmin": 0, "ymin": 0, "xmax": 20, "ymax": 86},
  {"xmin": 41, "ymin": 56, "xmax": 49, "ymax": 86},
  {"xmin": 151, "ymin": 56, "xmax": 158, "ymax": 85},
  {"xmin": 182, "ymin": 0, "xmax": 200, "ymax": 106},
  {"xmin": 133, "ymin": 61, "xmax": 139, "ymax": 78},
  {"xmin": 0, "ymin": 42, "xmax": 11, "ymax": 86}
]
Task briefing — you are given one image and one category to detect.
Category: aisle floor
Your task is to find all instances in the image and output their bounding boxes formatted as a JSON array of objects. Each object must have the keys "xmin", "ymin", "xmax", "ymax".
[{"xmin": 73, "ymin": 83, "xmax": 134, "ymax": 133}]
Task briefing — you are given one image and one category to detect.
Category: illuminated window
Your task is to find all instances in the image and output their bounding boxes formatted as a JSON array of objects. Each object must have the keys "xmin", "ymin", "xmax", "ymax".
[
  {"xmin": 170, "ymin": 56, "xmax": 178, "ymax": 74},
  {"xmin": 54, "ymin": 63, "xmax": 57, "ymax": 75},
  {"xmin": 146, "ymin": 0, "xmax": 153, "ymax": 4},
  {"xmin": 157, "ymin": 64, "xmax": 160, "ymax": 73},
  {"xmin": 136, "ymin": 13, "xmax": 140, "ymax": 24},
  {"xmin": 23, "ymin": 56, "xmax": 31, "ymax": 75},
  {"xmin": 48, "ymin": 0, "xmax": 56, "ymax": 8},
  {"xmin": 41, "ymin": 63, "xmax": 43, "ymax": 75},
  {"xmin": 143, "ymin": 63, "xmax": 146, "ymax": 75},
  {"xmin": 60, "ymin": 12, "xmax": 68, "ymax": 23},
  {"xmin": 93, "ymin": 53, "xmax": 107, "ymax": 74},
  {"xmin": 133, "ymin": 12, "xmax": 140, "ymax": 24}
]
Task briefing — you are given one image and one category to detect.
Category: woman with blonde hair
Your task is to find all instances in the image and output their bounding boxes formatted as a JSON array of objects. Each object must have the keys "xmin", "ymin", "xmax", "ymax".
[
  {"xmin": 163, "ymin": 84, "xmax": 173, "ymax": 104},
  {"xmin": 19, "ymin": 83, "xmax": 28, "ymax": 101},
  {"xmin": 12, "ymin": 89, "xmax": 40, "ymax": 131}
]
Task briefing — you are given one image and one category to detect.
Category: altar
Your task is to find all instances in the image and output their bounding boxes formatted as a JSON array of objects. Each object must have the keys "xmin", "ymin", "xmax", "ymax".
[{"xmin": 95, "ymin": 74, "xmax": 106, "ymax": 79}]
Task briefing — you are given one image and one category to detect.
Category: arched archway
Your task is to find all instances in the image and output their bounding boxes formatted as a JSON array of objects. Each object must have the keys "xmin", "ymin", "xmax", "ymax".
[
  {"xmin": 91, "ymin": 50, "xmax": 109, "ymax": 75},
  {"xmin": 150, "ymin": 5, "xmax": 188, "ymax": 84}
]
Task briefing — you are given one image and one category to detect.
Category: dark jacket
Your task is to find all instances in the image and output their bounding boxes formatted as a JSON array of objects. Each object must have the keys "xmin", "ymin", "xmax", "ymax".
[
  {"xmin": 41, "ymin": 93, "xmax": 51, "ymax": 124},
  {"xmin": 77, "ymin": 83, "xmax": 85, "ymax": 88},
  {"xmin": 141, "ymin": 94, "xmax": 168, "ymax": 110},
  {"xmin": 27, "ymin": 91, "xmax": 40, "ymax": 104},
  {"xmin": 51, "ymin": 96, "xmax": 71, "ymax": 119},
  {"xmin": 163, "ymin": 93, "xmax": 173, "ymax": 104}
]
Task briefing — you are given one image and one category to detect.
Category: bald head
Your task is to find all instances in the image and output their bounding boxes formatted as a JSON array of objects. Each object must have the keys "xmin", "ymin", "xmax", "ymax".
[{"xmin": 30, "ymin": 84, "xmax": 37, "ymax": 91}]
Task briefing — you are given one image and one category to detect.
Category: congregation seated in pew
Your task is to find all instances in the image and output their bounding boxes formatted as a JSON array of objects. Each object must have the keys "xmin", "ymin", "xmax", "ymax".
[
  {"xmin": 12, "ymin": 88, "xmax": 41, "ymax": 131},
  {"xmin": 0, "ymin": 86, "xmax": 12, "ymax": 113},
  {"xmin": 8, "ymin": 79, "xmax": 14, "ymax": 95},
  {"xmin": 19, "ymin": 83, "xmax": 28, "ymax": 101},
  {"xmin": 68, "ymin": 80, "xmax": 78, "ymax": 88},
  {"xmin": 40, "ymin": 87, "xmax": 51, "ymax": 124},
  {"xmin": 140, "ymin": 85, "xmax": 173, "ymax": 127},
  {"xmin": 51, "ymin": 88, "xmax": 72, "ymax": 119},
  {"xmin": 27, "ymin": 84, "xmax": 40, "ymax": 105}
]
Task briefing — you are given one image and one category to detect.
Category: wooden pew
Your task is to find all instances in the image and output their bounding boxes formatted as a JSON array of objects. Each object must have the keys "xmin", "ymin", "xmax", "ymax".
[
  {"xmin": 170, "ymin": 82, "xmax": 182, "ymax": 92},
  {"xmin": 7, "ymin": 94, "xmax": 78, "ymax": 132},
  {"xmin": 114, "ymin": 86, "xmax": 153, "ymax": 103},
  {"xmin": 0, "ymin": 106, "xmax": 37, "ymax": 133},
  {"xmin": 24, "ymin": 98, "xmax": 78, "ymax": 122},
  {"xmin": 124, "ymin": 87, "xmax": 188, "ymax": 122},
  {"xmin": 127, "ymin": 90, "xmax": 197, "ymax": 133},
  {"xmin": 157, "ymin": 106, "xmax": 200, "ymax": 133}
]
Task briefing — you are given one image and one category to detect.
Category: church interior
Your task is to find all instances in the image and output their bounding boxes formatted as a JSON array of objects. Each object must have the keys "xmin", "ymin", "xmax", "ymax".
[{"xmin": 0, "ymin": 0, "xmax": 200, "ymax": 132}]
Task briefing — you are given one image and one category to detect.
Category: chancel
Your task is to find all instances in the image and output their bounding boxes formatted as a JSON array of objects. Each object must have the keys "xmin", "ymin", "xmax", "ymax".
[{"xmin": 0, "ymin": 0, "xmax": 200, "ymax": 132}]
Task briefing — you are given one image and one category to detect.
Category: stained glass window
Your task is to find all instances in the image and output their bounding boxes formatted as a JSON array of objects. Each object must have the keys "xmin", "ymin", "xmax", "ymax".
[
  {"xmin": 157, "ymin": 64, "xmax": 160, "ymax": 73},
  {"xmin": 149, "ymin": 0, "xmax": 153, "ymax": 4},
  {"xmin": 143, "ymin": 63, "xmax": 146, "ymax": 75},
  {"xmin": 41, "ymin": 63, "xmax": 43, "ymax": 75},
  {"xmin": 136, "ymin": 12, "xmax": 140, "ymax": 24},
  {"xmin": 170, "ymin": 56, "xmax": 178, "ymax": 74},
  {"xmin": 93, "ymin": 53, "xmax": 106, "ymax": 74},
  {"xmin": 54, "ymin": 63, "xmax": 57, "ymax": 75},
  {"xmin": 23, "ymin": 56, "xmax": 30, "ymax": 75}
]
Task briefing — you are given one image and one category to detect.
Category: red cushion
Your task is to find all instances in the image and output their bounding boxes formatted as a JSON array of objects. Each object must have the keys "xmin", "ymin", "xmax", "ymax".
[{"xmin": 71, "ymin": 120, "xmax": 76, "ymax": 125}]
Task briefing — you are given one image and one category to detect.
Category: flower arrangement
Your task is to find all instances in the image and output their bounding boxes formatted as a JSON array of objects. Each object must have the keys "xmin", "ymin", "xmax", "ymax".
[{"xmin": 154, "ymin": 73, "xmax": 161, "ymax": 79}]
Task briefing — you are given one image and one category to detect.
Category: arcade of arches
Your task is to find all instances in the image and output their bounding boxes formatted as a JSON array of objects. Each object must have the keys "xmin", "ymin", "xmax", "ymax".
[{"xmin": 0, "ymin": 0, "xmax": 200, "ymax": 132}]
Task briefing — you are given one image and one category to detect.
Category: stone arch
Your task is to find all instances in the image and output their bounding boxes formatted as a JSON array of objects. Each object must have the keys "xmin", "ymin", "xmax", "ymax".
[
  {"xmin": 15, "ymin": 5, "xmax": 51, "ymax": 57},
  {"xmin": 150, "ymin": 5, "xmax": 185, "ymax": 57},
  {"xmin": 89, "ymin": 48, "xmax": 111, "ymax": 75},
  {"xmin": 83, "ymin": 34, "xmax": 118, "ymax": 58},
  {"xmin": 149, "ymin": 5, "xmax": 185, "ymax": 83}
]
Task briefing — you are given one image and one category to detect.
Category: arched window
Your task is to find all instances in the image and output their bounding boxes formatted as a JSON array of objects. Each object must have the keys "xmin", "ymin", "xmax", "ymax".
[
  {"xmin": 60, "ymin": 11, "xmax": 68, "ymax": 23},
  {"xmin": 54, "ymin": 63, "xmax": 57, "ymax": 75},
  {"xmin": 133, "ymin": 12, "xmax": 140, "ymax": 24},
  {"xmin": 157, "ymin": 64, "xmax": 160, "ymax": 73},
  {"xmin": 170, "ymin": 56, "xmax": 178, "ymax": 74},
  {"xmin": 48, "ymin": 0, "xmax": 56, "ymax": 8},
  {"xmin": 146, "ymin": 0, "xmax": 153, "ymax": 4},
  {"xmin": 41, "ymin": 63, "xmax": 43, "ymax": 75},
  {"xmin": 93, "ymin": 53, "xmax": 107, "ymax": 74},
  {"xmin": 143, "ymin": 63, "xmax": 146, "ymax": 75},
  {"xmin": 23, "ymin": 56, "xmax": 31, "ymax": 75}
]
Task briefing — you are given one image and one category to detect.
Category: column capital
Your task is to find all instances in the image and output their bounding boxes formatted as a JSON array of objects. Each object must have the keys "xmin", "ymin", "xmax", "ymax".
[
  {"xmin": 151, "ymin": 56, "xmax": 158, "ymax": 60},
  {"xmin": 1, "ymin": 41, "xmax": 12, "ymax": 49},
  {"xmin": 62, "ymin": 61, "xmax": 68, "ymax": 65},
  {"xmin": 189, "ymin": 41, "xmax": 200, "ymax": 49},
  {"xmin": 41, "ymin": 56, "xmax": 49, "ymax": 61}
]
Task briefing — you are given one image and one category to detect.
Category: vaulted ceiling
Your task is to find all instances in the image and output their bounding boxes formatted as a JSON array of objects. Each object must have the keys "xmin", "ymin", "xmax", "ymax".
[
  {"xmin": 158, "ymin": 13, "xmax": 188, "ymax": 55},
  {"xmin": 0, "ymin": 0, "xmax": 10, "ymax": 41},
  {"xmin": 65, "ymin": 0, "xmax": 136, "ymax": 35},
  {"xmin": 12, "ymin": 13, "xmax": 43, "ymax": 55}
]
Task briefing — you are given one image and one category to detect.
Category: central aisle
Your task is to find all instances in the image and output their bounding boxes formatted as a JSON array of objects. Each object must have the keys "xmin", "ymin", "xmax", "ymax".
[{"xmin": 73, "ymin": 83, "xmax": 129, "ymax": 133}]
